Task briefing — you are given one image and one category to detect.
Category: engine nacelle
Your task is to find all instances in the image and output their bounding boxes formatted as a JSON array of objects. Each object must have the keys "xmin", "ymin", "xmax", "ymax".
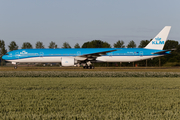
[{"xmin": 61, "ymin": 57, "xmax": 76, "ymax": 66}]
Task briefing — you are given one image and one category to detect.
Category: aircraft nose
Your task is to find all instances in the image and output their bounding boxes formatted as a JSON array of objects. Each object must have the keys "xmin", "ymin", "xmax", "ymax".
[{"xmin": 2, "ymin": 55, "xmax": 7, "ymax": 60}]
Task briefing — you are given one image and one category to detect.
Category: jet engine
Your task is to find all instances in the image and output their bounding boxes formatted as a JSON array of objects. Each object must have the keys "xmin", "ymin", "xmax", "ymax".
[{"xmin": 61, "ymin": 57, "xmax": 77, "ymax": 66}]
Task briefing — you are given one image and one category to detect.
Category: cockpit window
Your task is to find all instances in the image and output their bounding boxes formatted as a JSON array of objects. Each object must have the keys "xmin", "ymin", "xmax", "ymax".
[{"xmin": 5, "ymin": 53, "xmax": 9, "ymax": 55}]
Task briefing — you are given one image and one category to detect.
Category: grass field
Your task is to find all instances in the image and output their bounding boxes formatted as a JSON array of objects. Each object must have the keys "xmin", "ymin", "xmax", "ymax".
[{"xmin": 0, "ymin": 77, "xmax": 180, "ymax": 119}]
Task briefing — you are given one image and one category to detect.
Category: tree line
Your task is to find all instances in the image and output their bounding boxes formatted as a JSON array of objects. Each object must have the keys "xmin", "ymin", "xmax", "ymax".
[{"xmin": 0, "ymin": 39, "xmax": 180, "ymax": 66}]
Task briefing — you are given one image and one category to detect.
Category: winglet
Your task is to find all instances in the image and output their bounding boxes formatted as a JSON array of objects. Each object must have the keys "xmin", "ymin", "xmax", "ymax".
[{"xmin": 145, "ymin": 26, "xmax": 171, "ymax": 50}]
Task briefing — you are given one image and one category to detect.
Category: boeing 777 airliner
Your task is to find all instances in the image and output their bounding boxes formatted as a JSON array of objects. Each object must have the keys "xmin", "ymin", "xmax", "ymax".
[{"xmin": 2, "ymin": 26, "xmax": 171, "ymax": 69}]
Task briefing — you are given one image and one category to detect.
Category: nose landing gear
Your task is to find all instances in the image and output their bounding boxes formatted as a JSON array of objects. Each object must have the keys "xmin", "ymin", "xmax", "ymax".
[
  {"xmin": 12, "ymin": 62, "xmax": 18, "ymax": 69},
  {"xmin": 14, "ymin": 66, "xmax": 18, "ymax": 69}
]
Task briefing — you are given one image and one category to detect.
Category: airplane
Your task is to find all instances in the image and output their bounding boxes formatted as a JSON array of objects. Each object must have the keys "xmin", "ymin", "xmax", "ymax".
[{"xmin": 2, "ymin": 26, "xmax": 171, "ymax": 69}]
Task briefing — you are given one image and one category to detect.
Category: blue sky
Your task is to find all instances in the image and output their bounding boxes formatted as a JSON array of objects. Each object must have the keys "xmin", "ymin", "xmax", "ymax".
[{"xmin": 0, "ymin": 0, "xmax": 179, "ymax": 49}]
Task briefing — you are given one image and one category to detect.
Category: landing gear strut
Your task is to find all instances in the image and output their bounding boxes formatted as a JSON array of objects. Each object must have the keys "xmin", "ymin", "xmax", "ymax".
[
  {"xmin": 83, "ymin": 61, "xmax": 94, "ymax": 69},
  {"xmin": 12, "ymin": 62, "xmax": 18, "ymax": 69},
  {"xmin": 14, "ymin": 65, "xmax": 17, "ymax": 69}
]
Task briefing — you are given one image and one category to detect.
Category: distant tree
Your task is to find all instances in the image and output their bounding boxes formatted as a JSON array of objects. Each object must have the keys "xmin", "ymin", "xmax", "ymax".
[
  {"xmin": 21, "ymin": 42, "xmax": 33, "ymax": 49},
  {"xmin": 82, "ymin": 42, "xmax": 90, "ymax": 48},
  {"xmin": 138, "ymin": 40, "xmax": 150, "ymax": 48},
  {"xmin": 82, "ymin": 40, "xmax": 111, "ymax": 48},
  {"xmin": 102, "ymin": 42, "xmax": 111, "ymax": 48},
  {"xmin": 36, "ymin": 41, "xmax": 44, "ymax": 48},
  {"xmin": 0, "ymin": 40, "xmax": 7, "ymax": 55},
  {"xmin": 127, "ymin": 40, "xmax": 136, "ymax": 48},
  {"xmin": 48, "ymin": 41, "xmax": 58, "ymax": 48},
  {"xmin": 0, "ymin": 40, "xmax": 7, "ymax": 66},
  {"xmin": 74, "ymin": 43, "xmax": 80, "ymax": 48},
  {"xmin": 113, "ymin": 40, "xmax": 125, "ymax": 48},
  {"xmin": 62, "ymin": 42, "xmax": 71, "ymax": 48},
  {"xmin": 164, "ymin": 43, "xmax": 180, "ymax": 63},
  {"xmin": 8, "ymin": 41, "xmax": 18, "ymax": 51},
  {"xmin": 163, "ymin": 40, "xmax": 179, "ymax": 50},
  {"xmin": 175, "ymin": 44, "xmax": 180, "ymax": 53}
]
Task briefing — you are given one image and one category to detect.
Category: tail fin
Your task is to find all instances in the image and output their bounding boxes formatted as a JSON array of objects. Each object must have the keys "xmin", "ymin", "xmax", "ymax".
[{"xmin": 145, "ymin": 26, "xmax": 171, "ymax": 50}]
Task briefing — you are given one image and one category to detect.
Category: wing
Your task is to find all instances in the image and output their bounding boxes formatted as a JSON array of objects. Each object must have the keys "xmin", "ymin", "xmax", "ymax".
[{"xmin": 75, "ymin": 49, "xmax": 117, "ymax": 60}]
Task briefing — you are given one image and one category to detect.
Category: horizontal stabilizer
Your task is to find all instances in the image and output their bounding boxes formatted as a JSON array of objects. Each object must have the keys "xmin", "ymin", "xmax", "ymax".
[{"xmin": 152, "ymin": 49, "xmax": 175, "ymax": 54}]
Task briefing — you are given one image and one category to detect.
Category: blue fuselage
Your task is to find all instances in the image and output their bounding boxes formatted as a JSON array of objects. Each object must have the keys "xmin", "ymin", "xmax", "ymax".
[{"xmin": 2, "ymin": 48, "xmax": 169, "ymax": 62}]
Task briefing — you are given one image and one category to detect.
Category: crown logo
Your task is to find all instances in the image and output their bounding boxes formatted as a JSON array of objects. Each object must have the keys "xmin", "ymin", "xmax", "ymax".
[
  {"xmin": 155, "ymin": 37, "xmax": 161, "ymax": 41},
  {"xmin": 20, "ymin": 50, "xmax": 28, "ymax": 54}
]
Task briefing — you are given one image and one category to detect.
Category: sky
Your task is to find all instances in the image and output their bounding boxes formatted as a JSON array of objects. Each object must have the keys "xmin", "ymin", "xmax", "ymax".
[{"xmin": 0, "ymin": 0, "xmax": 180, "ymax": 50}]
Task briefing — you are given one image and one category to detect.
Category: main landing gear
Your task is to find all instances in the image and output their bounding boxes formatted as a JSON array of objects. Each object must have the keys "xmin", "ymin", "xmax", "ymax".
[
  {"xmin": 83, "ymin": 61, "xmax": 94, "ymax": 69},
  {"xmin": 83, "ymin": 65, "xmax": 94, "ymax": 69}
]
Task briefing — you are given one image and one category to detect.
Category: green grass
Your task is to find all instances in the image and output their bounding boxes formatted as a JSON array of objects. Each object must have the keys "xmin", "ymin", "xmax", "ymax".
[
  {"xmin": 1, "ymin": 71, "xmax": 180, "ymax": 77},
  {"xmin": 0, "ymin": 77, "xmax": 180, "ymax": 119}
]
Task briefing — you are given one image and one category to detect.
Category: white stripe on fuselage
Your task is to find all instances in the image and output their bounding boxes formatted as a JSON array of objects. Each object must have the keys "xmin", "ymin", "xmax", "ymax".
[
  {"xmin": 7, "ymin": 57, "xmax": 62, "ymax": 63},
  {"xmin": 96, "ymin": 56, "xmax": 162, "ymax": 62},
  {"xmin": 7, "ymin": 55, "xmax": 162, "ymax": 63}
]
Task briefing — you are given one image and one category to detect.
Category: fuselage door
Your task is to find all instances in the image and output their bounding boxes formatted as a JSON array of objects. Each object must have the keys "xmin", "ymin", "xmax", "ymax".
[
  {"xmin": 77, "ymin": 51, "xmax": 81, "ymax": 56},
  {"xmin": 109, "ymin": 52, "xmax": 113, "ymax": 57},
  {"xmin": 40, "ymin": 52, "xmax": 44, "ymax": 57},
  {"xmin": 15, "ymin": 52, "xmax": 19, "ymax": 59},
  {"xmin": 140, "ymin": 51, "xmax": 143, "ymax": 57}
]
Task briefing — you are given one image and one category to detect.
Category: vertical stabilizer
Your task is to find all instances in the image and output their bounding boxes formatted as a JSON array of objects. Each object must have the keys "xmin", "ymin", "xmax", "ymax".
[{"xmin": 145, "ymin": 26, "xmax": 171, "ymax": 50}]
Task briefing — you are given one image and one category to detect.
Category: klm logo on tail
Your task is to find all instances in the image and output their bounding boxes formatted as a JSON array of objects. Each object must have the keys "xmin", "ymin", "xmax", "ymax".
[{"xmin": 152, "ymin": 37, "xmax": 164, "ymax": 45}]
